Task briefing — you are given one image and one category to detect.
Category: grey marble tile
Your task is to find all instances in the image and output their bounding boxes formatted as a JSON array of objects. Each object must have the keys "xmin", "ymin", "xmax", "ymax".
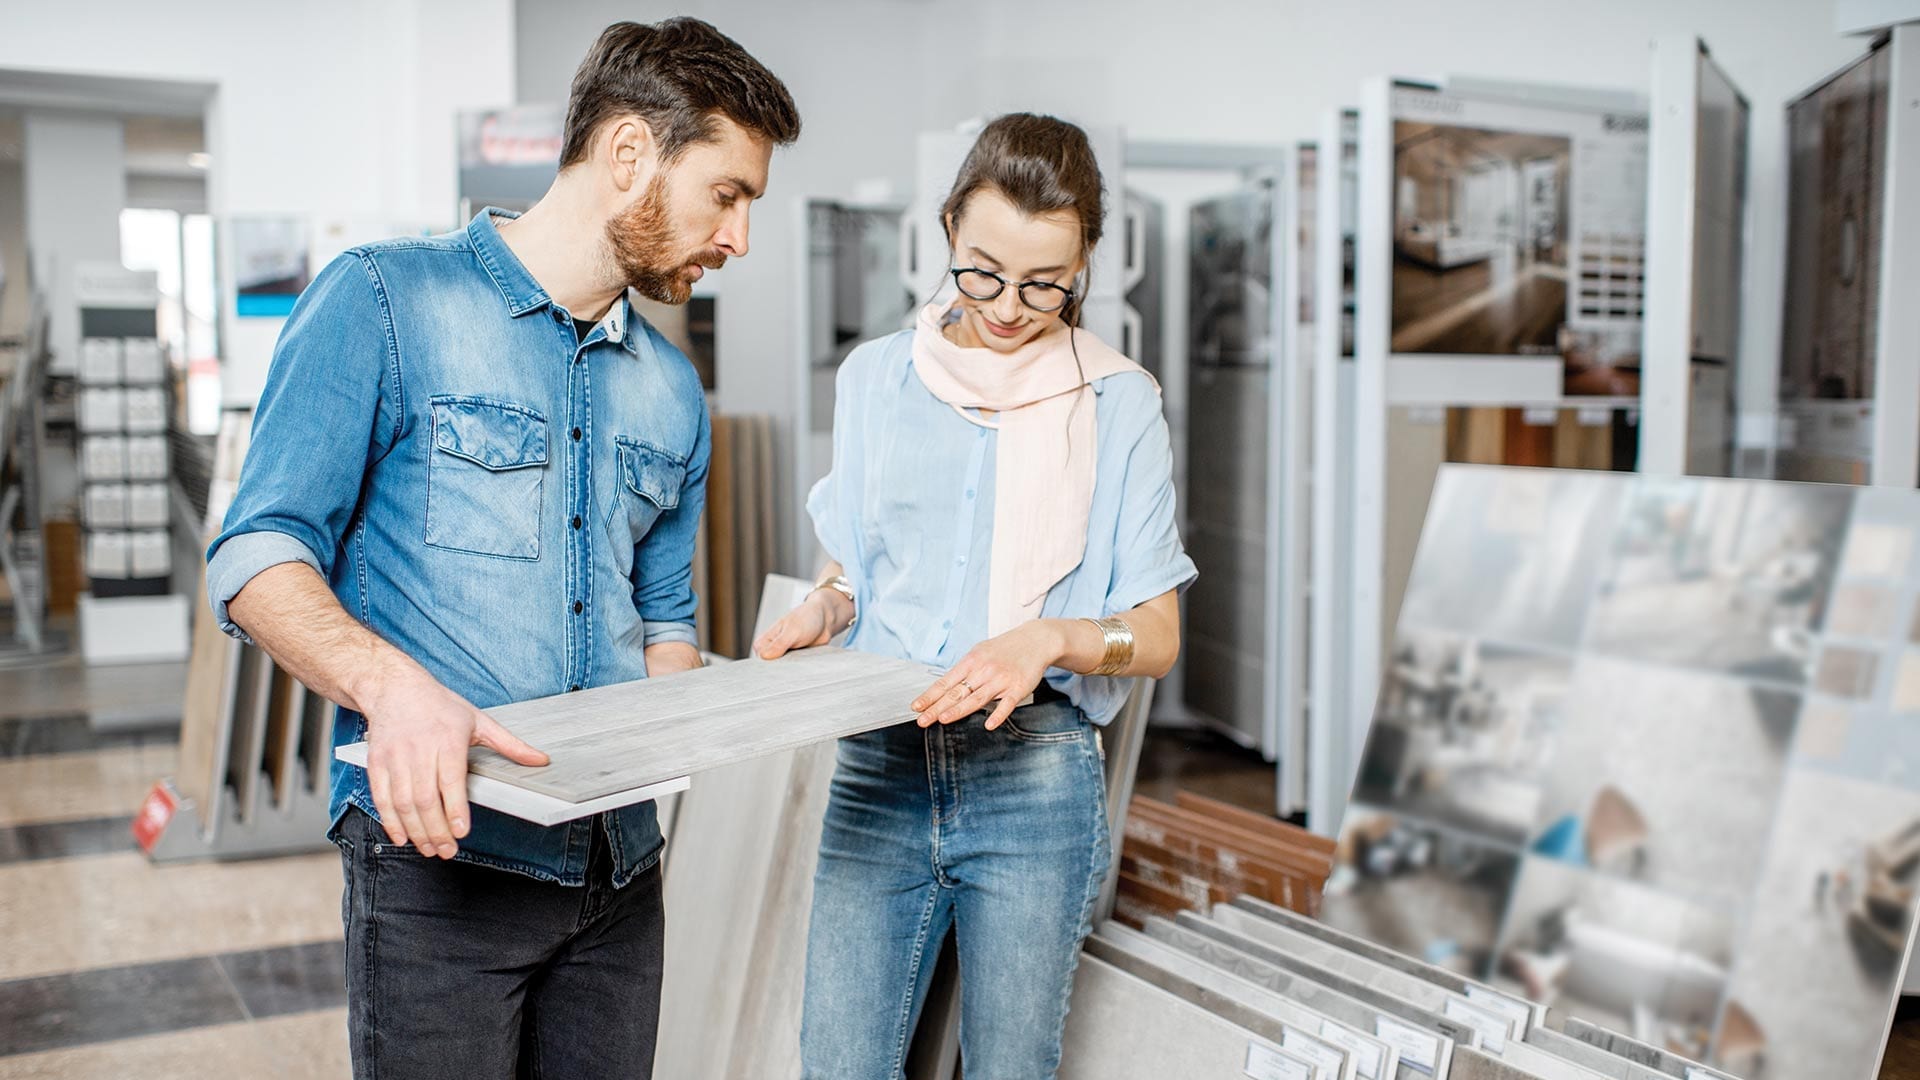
[
  {"xmin": 0, "ymin": 815, "xmax": 136, "ymax": 864},
  {"xmin": 1061, "ymin": 954, "xmax": 1317, "ymax": 1080},
  {"xmin": 217, "ymin": 940, "xmax": 346, "ymax": 1020},
  {"xmin": 0, "ymin": 955, "xmax": 245, "ymax": 1057},
  {"xmin": 0, "ymin": 713, "xmax": 176, "ymax": 758}
]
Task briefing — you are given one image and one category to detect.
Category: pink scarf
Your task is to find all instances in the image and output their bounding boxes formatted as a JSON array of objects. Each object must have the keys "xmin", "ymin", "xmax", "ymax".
[{"xmin": 909, "ymin": 303, "xmax": 1155, "ymax": 636}]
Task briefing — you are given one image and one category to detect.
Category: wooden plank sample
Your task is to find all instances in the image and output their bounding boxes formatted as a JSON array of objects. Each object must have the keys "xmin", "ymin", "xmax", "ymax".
[
  {"xmin": 224, "ymin": 646, "xmax": 275, "ymax": 826},
  {"xmin": 462, "ymin": 646, "xmax": 936, "ymax": 803},
  {"xmin": 301, "ymin": 684, "xmax": 335, "ymax": 795},
  {"xmin": 178, "ymin": 566, "xmax": 243, "ymax": 827},
  {"xmin": 262, "ymin": 668, "xmax": 301, "ymax": 810},
  {"xmin": 1123, "ymin": 807, "xmax": 1319, "ymax": 914},
  {"xmin": 707, "ymin": 413, "xmax": 738, "ymax": 658},
  {"xmin": 1173, "ymin": 791, "xmax": 1338, "ymax": 857},
  {"xmin": 334, "ymin": 742, "xmax": 689, "ymax": 827},
  {"xmin": 1131, "ymin": 796, "xmax": 1334, "ymax": 885}
]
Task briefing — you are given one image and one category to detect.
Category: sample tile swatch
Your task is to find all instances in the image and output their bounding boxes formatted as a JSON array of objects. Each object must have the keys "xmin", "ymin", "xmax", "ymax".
[{"xmin": 1327, "ymin": 467, "xmax": 1920, "ymax": 1080}]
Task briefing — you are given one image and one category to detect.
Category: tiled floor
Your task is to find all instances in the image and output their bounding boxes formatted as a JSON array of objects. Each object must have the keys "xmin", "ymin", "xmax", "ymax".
[
  {"xmin": 0, "ymin": 655, "xmax": 1915, "ymax": 1079},
  {"xmin": 0, "ymin": 652, "xmax": 347, "ymax": 1079}
]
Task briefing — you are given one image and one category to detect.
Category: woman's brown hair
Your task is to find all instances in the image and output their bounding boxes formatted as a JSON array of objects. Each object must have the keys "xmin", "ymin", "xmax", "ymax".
[{"xmin": 939, "ymin": 113, "xmax": 1105, "ymax": 326}]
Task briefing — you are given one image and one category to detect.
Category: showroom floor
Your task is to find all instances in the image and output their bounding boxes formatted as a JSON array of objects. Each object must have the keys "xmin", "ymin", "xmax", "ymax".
[{"xmin": 0, "ymin": 653, "xmax": 1914, "ymax": 1078}]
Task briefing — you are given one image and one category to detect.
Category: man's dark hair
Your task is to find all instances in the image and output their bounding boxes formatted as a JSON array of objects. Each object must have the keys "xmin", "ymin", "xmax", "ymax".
[{"xmin": 560, "ymin": 18, "xmax": 800, "ymax": 169}]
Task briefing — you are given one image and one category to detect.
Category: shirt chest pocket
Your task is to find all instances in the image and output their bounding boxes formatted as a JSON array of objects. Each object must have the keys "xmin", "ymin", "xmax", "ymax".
[
  {"xmin": 603, "ymin": 436, "xmax": 686, "ymax": 564},
  {"xmin": 425, "ymin": 397, "xmax": 548, "ymax": 561}
]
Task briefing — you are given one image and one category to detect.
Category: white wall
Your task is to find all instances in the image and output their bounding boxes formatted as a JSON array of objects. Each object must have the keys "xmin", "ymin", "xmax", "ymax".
[
  {"xmin": 0, "ymin": 0, "xmax": 517, "ymax": 402},
  {"xmin": 517, "ymin": 0, "xmax": 1867, "ymax": 571},
  {"xmin": 22, "ymin": 113, "xmax": 126, "ymax": 374}
]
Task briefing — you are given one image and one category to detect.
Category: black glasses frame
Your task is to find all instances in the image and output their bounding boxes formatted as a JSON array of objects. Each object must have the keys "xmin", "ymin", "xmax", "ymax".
[{"xmin": 949, "ymin": 267, "xmax": 1076, "ymax": 313}]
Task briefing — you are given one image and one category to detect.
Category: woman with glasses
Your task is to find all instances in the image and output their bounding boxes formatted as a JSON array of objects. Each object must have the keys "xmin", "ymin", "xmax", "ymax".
[{"xmin": 755, "ymin": 112, "xmax": 1196, "ymax": 1078}]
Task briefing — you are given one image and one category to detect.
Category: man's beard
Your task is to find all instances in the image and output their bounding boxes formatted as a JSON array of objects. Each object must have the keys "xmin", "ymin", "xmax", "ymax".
[{"xmin": 607, "ymin": 176, "xmax": 727, "ymax": 305}]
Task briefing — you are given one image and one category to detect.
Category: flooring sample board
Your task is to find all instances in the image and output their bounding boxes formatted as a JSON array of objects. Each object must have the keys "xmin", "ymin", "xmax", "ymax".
[
  {"xmin": 177, "ymin": 567, "xmax": 242, "ymax": 828},
  {"xmin": 1175, "ymin": 791, "xmax": 1339, "ymax": 857},
  {"xmin": 1060, "ymin": 954, "xmax": 1319, "ymax": 1080},
  {"xmin": 1558, "ymin": 1019, "xmax": 1735, "ymax": 1080},
  {"xmin": 655, "ymin": 574, "xmax": 835, "ymax": 1080},
  {"xmin": 337, "ymin": 646, "xmax": 936, "ymax": 812},
  {"xmin": 1449, "ymin": 1048, "xmax": 1549, "ymax": 1080},
  {"xmin": 1215, "ymin": 902, "xmax": 1533, "ymax": 1046},
  {"xmin": 1093, "ymin": 923, "xmax": 1373, "ymax": 1080},
  {"xmin": 1521, "ymin": 1027, "xmax": 1670, "ymax": 1080},
  {"xmin": 299, "ymin": 685, "xmax": 333, "ymax": 796},
  {"xmin": 1179, "ymin": 912, "xmax": 1481, "ymax": 1075},
  {"xmin": 333, "ymin": 742, "xmax": 689, "ymax": 827},
  {"xmin": 1082, "ymin": 935, "xmax": 1344, "ymax": 1080},
  {"xmin": 1143, "ymin": 915, "xmax": 1454, "ymax": 1080},
  {"xmin": 224, "ymin": 647, "xmax": 274, "ymax": 825},
  {"xmin": 1485, "ymin": 1040, "xmax": 1611, "ymax": 1080},
  {"xmin": 707, "ymin": 413, "xmax": 738, "ymax": 658},
  {"xmin": 1328, "ymin": 468, "xmax": 1920, "ymax": 1078},
  {"xmin": 1231, "ymin": 898, "xmax": 1545, "ymax": 1030},
  {"xmin": 262, "ymin": 670, "xmax": 301, "ymax": 810}
]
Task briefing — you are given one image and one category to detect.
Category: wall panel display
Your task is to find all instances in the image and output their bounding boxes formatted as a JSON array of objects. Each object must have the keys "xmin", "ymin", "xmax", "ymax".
[
  {"xmin": 1325, "ymin": 465, "xmax": 1920, "ymax": 1079},
  {"xmin": 230, "ymin": 217, "xmax": 310, "ymax": 319},
  {"xmin": 1185, "ymin": 182, "xmax": 1279, "ymax": 749},
  {"xmin": 1389, "ymin": 86, "xmax": 1648, "ymax": 397},
  {"xmin": 1777, "ymin": 45, "xmax": 1890, "ymax": 484}
]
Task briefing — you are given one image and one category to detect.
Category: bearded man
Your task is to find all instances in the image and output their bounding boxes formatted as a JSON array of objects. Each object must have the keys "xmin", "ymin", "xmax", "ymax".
[{"xmin": 205, "ymin": 19, "xmax": 798, "ymax": 1079}]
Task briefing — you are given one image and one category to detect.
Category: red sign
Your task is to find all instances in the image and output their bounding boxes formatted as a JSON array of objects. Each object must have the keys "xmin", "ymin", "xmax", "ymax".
[{"xmin": 132, "ymin": 781, "xmax": 180, "ymax": 853}]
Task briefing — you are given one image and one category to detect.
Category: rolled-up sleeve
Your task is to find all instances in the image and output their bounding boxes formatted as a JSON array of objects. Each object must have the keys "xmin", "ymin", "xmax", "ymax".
[
  {"xmin": 633, "ymin": 400, "xmax": 710, "ymax": 630},
  {"xmin": 205, "ymin": 252, "xmax": 397, "ymax": 641},
  {"xmin": 1106, "ymin": 406, "xmax": 1198, "ymax": 614}
]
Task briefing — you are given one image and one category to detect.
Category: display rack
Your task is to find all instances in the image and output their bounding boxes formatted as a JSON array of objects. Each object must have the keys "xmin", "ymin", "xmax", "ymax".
[
  {"xmin": 1641, "ymin": 36, "xmax": 1751, "ymax": 477},
  {"xmin": 0, "ymin": 287, "xmax": 52, "ymax": 658},
  {"xmin": 1775, "ymin": 24, "xmax": 1920, "ymax": 487},
  {"xmin": 70, "ymin": 262, "xmax": 187, "ymax": 664}
]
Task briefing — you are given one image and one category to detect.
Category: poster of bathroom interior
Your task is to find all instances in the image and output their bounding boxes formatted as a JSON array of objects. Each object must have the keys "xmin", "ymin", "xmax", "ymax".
[
  {"xmin": 1323, "ymin": 466, "xmax": 1920, "ymax": 1079},
  {"xmin": 1388, "ymin": 84, "xmax": 1648, "ymax": 396},
  {"xmin": 1775, "ymin": 43, "xmax": 1889, "ymax": 486}
]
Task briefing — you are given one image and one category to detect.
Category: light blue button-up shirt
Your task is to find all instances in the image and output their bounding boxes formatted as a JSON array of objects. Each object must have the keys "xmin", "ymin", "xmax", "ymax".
[
  {"xmin": 808, "ymin": 329, "xmax": 1197, "ymax": 725},
  {"xmin": 205, "ymin": 209, "xmax": 710, "ymax": 886}
]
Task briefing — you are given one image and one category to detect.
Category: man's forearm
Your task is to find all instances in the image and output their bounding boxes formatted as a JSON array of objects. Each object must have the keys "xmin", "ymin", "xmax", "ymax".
[{"xmin": 225, "ymin": 561, "xmax": 426, "ymax": 715}]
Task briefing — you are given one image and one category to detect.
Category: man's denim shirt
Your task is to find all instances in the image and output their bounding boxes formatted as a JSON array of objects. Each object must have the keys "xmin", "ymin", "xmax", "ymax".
[{"xmin": 206, "ymin": 209, "xmax": 710, "ymax": 887}]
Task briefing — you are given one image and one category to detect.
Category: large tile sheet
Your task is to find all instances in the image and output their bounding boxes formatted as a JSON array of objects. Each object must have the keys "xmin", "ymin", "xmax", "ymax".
[
  {"xmin": 1061, "ymin": 954, "xmax": 1317, "ymax": 1079},
  {"xmin": 1325, "ymin": 468, "xmax": 1920, "ymax": 1079}
]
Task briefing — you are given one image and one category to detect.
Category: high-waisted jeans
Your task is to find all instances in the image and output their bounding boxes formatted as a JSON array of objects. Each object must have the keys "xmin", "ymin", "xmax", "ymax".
[{"xmin": 799, "ymin": 697, "xmax": 1109, "ymax": 1079}]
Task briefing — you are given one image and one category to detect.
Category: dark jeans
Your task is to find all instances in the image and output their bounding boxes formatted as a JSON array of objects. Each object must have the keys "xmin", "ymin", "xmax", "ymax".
[{"xmin": 334, "ymin": 807, "xmax": 665, "ymax": 1079}]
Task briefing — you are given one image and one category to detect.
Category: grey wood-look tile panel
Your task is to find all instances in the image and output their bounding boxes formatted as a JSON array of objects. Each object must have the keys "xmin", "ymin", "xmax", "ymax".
[{"xmin": 468, "ymin": 646, "xmax": 939, "ymax": 802}]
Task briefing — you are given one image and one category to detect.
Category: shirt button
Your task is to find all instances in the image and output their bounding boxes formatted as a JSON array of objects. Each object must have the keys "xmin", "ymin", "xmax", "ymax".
[
  {"xmin": 571, "ymin": 427, "xmax": 582, "ymax": 441},
  {"xmin": 956, "ymin": 556, "xmax": 967, "ymax": 566},
  {"xmin": 572, "ymin": 601, "xmax": 584, "ymax": 614},
  {"xmin": 571, "ymin": 515, "xmax": 582, "ymax": 529},
  {"xmin": 965, "ymin": 489, "xmax": 975, "ymax": 499},
  {"xmin": 942, "ymin": 619, "xmax": 952, "ymax": 630}
]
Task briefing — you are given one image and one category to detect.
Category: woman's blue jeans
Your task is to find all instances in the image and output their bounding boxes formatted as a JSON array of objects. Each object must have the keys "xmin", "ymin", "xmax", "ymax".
[{"xmin": 799, "ymin": 698, "xmax": 1110, "ymax": 1079}]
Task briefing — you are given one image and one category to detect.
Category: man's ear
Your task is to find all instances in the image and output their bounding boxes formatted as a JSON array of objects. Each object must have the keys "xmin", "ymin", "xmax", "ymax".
[{"xmin": 601, "ymin": 115, "xmax": 659, "ymax": 194}]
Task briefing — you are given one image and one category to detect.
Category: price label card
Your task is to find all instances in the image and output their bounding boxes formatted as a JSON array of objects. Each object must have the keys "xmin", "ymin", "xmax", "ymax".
[
  {"xmin": 1444, "ymin": 996, "xmax": 1510, "ymax": 1053},
  {"xmin": 1281, "ymin": 1026, "xmax": 1347, "ymax": 1079},
  {"xmin": 1464, "ymin": 986, "xmax": 1532, "ymax": 1037},
  {"xmin": 1319, "ymin": 1021, "xmax": 1387, "ymax": 1080},
  {"xmin": 1374, "ymin": 1017, "xmax": 1440, "ymax": 1074},
  {"xmin": 1244, "ymin": 1041, "xmax": 1314, "ymax": 1080}
]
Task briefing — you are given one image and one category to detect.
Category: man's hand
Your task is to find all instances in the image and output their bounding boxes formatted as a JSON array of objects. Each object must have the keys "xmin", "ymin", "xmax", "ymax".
[
  {"xmin": 911, "ymin": 621, "xmax": 1061, "ymax": 731},
  {"xmin": 753, "ymin": 591, "xmax": 839, "ymax": 660},
  {"xmin": 361, "ymin": 668, "xmax": 548, "ymax": 858}
]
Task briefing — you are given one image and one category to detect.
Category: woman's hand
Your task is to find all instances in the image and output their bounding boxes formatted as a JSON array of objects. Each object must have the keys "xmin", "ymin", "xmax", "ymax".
[
  {"xmin": 912, "ymin": 621, "xmax": 1063, "ymax": 731},
  {"xmin": 754, "ymin": 592, "xmax": 838, "ymax": 660}
]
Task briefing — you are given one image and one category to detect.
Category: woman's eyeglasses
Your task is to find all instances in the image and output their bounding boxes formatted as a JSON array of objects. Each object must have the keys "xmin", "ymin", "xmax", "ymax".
[{"xmin": 950, "ymin": 267, "xmax": 1075, "ymax": 313}]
